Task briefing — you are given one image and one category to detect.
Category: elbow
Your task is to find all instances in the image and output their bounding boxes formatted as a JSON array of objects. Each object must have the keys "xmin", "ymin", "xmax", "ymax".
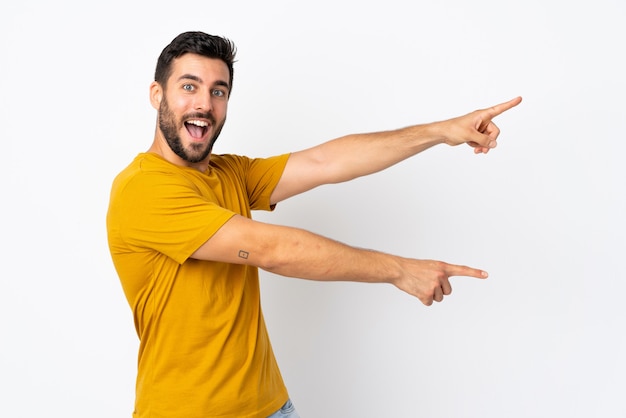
[
  {"xmin": 254, "ymin": 237, "xmax": 304, "ymax": 277},
  {"xmin": 252, "ymin": 240, "xmax": 285, "ymax": 273}
]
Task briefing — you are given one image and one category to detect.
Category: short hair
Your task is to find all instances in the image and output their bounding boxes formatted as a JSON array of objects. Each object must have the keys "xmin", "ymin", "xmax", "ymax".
[{"xmin": 154, "ymin": 31, "xmax": 237, "ymax": 92}]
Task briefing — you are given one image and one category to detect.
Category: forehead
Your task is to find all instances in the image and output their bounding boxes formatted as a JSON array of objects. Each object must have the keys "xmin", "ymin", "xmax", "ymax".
[{"xmin": 169, "ymin": 53, "xmax": 230, "ymax": 85}]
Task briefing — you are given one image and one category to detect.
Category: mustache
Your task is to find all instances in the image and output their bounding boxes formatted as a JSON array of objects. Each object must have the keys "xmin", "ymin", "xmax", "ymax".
[{"xmin": 184, "ymin": 112, "xmax": 216, "ymax": 124}]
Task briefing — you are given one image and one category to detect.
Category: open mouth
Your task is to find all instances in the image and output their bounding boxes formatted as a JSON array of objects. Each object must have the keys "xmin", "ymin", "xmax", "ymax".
[{"xmin": 185, "ymin": 119, "xmax": 209, "ymax": 140}]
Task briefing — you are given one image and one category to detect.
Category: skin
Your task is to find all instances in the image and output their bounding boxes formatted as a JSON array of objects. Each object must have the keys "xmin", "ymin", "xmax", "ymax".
[{"xmin": 148, "ymin": 52, "xmax": 522, "ymax": 306}]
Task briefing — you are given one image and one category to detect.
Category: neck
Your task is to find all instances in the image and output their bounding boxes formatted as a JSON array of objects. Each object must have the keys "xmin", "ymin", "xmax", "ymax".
[{"xmin": 148, "ymin": 134, "xmax": 211, "ymax": 172}]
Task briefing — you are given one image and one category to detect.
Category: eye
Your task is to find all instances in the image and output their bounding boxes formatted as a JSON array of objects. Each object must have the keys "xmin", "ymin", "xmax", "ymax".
[
  {"xmin": 212, "ymin": 88, "xmax": 227, "ymax": 98},
  {"xmin": 182, "ymin": 84, "xmax": 195, "ymax": 92}
]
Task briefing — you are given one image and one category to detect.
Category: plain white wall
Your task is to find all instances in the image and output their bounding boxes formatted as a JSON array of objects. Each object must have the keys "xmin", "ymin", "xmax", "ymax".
[{"xmin": 1, "ymin": 1, "xmax": 624, "ymax": 417}]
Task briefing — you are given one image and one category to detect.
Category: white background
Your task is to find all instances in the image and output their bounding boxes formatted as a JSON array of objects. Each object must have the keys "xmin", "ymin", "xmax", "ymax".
[{"xmin": 1, "ymin": 1, "xmax": 625, "ymax": 417}]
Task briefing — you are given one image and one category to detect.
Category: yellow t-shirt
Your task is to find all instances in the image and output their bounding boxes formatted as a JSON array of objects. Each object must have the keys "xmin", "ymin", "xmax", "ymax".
[{"xmin": 106, "ymin": 152, "xmax": 291, "ymax": 418}]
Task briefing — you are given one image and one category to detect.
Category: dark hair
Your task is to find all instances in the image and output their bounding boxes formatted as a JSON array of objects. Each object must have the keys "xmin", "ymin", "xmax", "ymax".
[{"xmin": 154, "ymin": 31, "xmax": 237, "ymax": 91}]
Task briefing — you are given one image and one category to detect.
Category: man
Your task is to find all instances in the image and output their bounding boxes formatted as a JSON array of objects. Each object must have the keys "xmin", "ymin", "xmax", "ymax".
[{"xmin": 107, "ymin": 31, "xmax": 521, "ymax": 418}]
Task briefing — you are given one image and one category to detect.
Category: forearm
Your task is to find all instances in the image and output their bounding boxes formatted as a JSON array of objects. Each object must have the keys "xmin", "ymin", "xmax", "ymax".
[{"xmin": 258, "ymin": 224, "xmax": 402, "ymax": 285}]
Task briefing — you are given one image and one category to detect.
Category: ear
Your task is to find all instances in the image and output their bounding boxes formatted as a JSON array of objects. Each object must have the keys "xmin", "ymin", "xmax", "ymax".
[{"xmin": 149, "ymin": 81, "xmax": 163, "ymax": 110}]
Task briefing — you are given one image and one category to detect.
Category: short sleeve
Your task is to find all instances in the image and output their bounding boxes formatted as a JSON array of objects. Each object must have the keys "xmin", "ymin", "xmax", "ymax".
[{"xmin": 110, "ymin": 169, "xmax": 235, "ymax": 265}]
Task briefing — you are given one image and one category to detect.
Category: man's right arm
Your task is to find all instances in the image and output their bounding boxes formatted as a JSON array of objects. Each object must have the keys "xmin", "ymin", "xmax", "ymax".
[{"xmin": 190, "ymin": 215, "xmax": 488, "ymax": 306}]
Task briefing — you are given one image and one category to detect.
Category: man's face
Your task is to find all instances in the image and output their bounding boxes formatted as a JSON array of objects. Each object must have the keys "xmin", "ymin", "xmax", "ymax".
[{"xmin": 156, "ymin": 54, "xmax": 230, "ymax": 164}]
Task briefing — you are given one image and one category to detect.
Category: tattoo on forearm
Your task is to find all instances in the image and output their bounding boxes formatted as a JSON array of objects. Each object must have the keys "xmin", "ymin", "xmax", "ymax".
[{"xmin": 238, "ymin": 250, "xmax": 249, "ymax": 259}]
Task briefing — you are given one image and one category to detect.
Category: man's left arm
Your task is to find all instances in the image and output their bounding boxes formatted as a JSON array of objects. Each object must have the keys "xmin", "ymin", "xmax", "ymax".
[{"xmin": 270, "ymin": 96, "xmax": 521, "ymax": 204}]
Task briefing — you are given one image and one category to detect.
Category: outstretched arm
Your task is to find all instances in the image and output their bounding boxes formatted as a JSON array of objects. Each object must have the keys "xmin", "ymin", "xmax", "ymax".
[
  {"xmin": 271, "ymin": 96, "xmax": 522, "ymax": 203},
  {"xmin": 191, "ymin": 215, "xmax": 488, "ymax": 306}
]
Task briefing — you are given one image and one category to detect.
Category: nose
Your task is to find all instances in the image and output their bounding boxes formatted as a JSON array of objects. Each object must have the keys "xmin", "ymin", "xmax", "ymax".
[{"xmin": 194, "ymin": 89, "xmax": 213, "ymax": 112}]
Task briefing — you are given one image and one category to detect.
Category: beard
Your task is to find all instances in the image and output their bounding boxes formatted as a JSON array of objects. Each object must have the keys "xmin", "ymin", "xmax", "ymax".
[{"xmin": 158, "ymin": 96, "xmax": 225, "ymax": 163}]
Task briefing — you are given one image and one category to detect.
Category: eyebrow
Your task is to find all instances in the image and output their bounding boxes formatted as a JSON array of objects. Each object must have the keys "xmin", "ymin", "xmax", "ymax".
[{"xmin": 177, "ymin": 74, "xmax": 230, "ymax": 91}]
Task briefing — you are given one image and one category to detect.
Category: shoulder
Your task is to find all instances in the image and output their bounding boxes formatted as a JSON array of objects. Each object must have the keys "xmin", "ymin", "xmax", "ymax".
[
  {"xmin": 210, "ymin": 153, "xmax": 250, "ymax": 170},
  {"xmin": 110, "ymin": 153, "xmax": 196, "ymax": 200},
  {"xmin": 210, "ymin": 153, "xmax": 290, "ymax": 173}
]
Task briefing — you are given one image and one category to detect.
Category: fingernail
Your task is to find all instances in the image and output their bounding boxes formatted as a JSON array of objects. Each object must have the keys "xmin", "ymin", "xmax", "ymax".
[{"xmin": 482, "ymin": 271, "xmax": 489, "ymax": 278}]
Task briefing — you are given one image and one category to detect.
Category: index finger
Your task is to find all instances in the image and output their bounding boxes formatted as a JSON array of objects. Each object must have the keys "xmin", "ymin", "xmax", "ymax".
[
  {"xmin": 445, "ymin": 263, "xmax": 489, "ymax": 279},
  {"xmin": 483, "ymin": 96, "xmax": 522, "ymax": 119}
]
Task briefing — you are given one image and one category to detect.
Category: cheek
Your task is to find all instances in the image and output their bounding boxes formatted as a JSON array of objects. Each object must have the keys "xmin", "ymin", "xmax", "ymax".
[
  {"xmin": 169, "ymin": 96, "xmax": 190, "ymax": 113},
  {"xmin": 216, "ymin": 101, "xmax": 228, "ymax": 120}
]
